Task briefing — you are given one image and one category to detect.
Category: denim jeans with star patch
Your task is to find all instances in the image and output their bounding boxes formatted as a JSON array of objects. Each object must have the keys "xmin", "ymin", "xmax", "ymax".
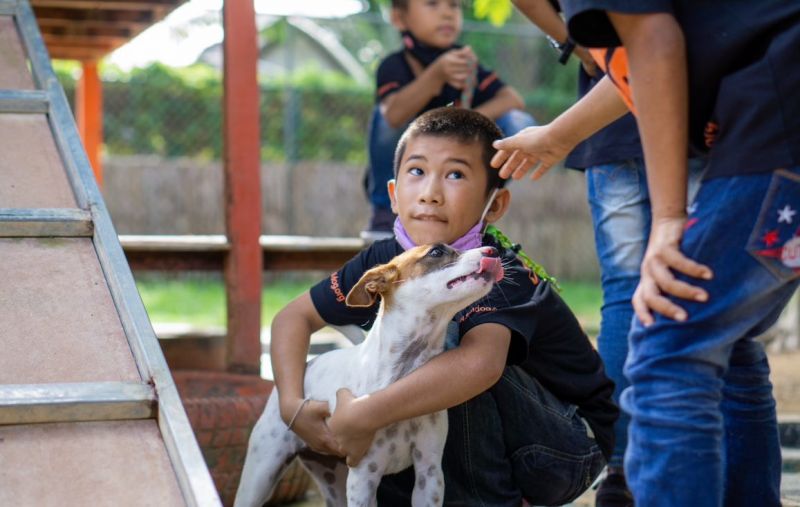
[{"xmin": 622, "ymin": 167, "xmax": 800, "ymax": 507}]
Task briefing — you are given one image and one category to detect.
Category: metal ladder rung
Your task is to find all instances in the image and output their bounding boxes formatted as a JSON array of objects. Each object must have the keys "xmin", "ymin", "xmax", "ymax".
[
  {"xmin": 0, "ymin": 90, "xmax": 49, "ymax": 113},
  {"xmin": 0, "ymin": 208, "xmax": 93, "ymax": 236},
  {"xmin": 0, "ymin": 382, "xmax": 156, "ymax": 425}
]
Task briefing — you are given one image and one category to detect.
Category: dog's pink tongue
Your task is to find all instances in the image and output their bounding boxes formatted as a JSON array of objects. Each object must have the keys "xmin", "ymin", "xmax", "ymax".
[{"xmin": 478, "ymin": 257, "xmax": 504, "ymax": 282}]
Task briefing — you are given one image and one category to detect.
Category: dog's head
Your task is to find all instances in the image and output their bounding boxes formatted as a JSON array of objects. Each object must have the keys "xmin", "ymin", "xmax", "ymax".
[{"xmin": 345, "ymin": 244, "xmax": 503, "ymax": 312}]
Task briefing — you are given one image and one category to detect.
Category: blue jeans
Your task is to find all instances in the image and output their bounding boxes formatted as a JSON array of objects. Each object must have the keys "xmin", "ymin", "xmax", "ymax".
[
  {"xmin": 622, "ymin": 167, "xmax": 800, "ymax": 507},
  {"xmin": 377, "ymin": 365, "xmax": 605, "ymax": 506},
  {"xmin": 586, "ymin": 158, "xmax": 705, "ymax": 468},
  {"xmin": 366, "ymin": 106, "xmax": 536, "ymax": 209}
]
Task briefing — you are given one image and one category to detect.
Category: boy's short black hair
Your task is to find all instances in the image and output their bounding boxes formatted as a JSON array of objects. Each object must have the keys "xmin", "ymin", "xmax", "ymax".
[
  {"xmin": 391, "ymin": 0, "xmax": 409, "ymax": 9},
  {"xmin": 394, "ymin": 107, "xmax": 507, "ymax": 194}
]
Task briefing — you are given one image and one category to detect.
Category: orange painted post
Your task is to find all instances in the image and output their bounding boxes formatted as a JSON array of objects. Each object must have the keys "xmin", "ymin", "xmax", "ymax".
[
  {"xmin": 222, "ymin": 0, "xmax": 263, "ymax": 374},
  {"xmin": 76, "ymin": 60, "xmax": 103, "ymax": 186}
]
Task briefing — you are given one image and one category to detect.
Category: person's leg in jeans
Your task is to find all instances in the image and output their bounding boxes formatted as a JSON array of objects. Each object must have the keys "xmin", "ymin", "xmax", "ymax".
[
  {"xmin": 488, "ymin": 366, "xmax": 606, "ymax": 506},
  {"xmin": 622, "ymin": 167, "xmax": 800, "ymax": 507},
  {"xmin": 376, "ymin": 379, "xmax": 519, "ymax": 507},
  {"xmin": 364, "ymin": 105, "xmax": 404, "ymax": 238},
  {"xmin": 586, "ymin": 158, "xmax": 705, "ymax": 506},
  {"xmin": 586, "ymin": 158, "xmax": 650, "ymax": 478},
  {"xmin": 721, "ymin": 335, "xmax": 783, "ymax": 506},
  {"xmin": 378, "ymin": 366, "xmax": 606, "ymax": 506},
  {"xmin": 377, "ymin": 367, "xmax": 605, "ymax": 506}
]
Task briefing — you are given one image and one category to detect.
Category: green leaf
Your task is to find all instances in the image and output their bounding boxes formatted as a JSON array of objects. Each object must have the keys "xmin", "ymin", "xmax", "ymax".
[{"xmin": 473, "ymin": 0, "xmax": 513, "ymax": 26}]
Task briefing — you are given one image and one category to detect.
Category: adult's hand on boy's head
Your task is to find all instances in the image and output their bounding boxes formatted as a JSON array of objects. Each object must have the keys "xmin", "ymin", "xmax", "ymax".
[
  {"xmin": 284, "ymin": 398, "xmax": 343, "ymax": 457},
  {"xmin": 491, "ymin": 125, "xmax": 572, "ymax": 181},
  {"xmin": 633, "ymin": 217, "xmax": 714, "ymax": 326},
  {"xmin": 328, "ymin": 389, "xmax": 376, "ymax": 467},
  {"xmin": 435, "ymin": 46, "xmax": 476, "ymax": 90}
]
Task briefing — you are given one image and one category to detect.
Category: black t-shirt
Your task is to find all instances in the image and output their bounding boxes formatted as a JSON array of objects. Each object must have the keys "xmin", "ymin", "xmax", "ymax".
[
  {"xmin": 562, "ymin": 0, "xmax": 800, "ymax": 179},
  {"xmin": 375, "ymin": 50, "xmax": 506, "ymax": 112},
  {"xmin": 310, "ymin": 236, "xmax": 618, "ymax": 458},
  {"xmin": 565, "ymin": 67, "xmax": 643, "ymax": 170}
]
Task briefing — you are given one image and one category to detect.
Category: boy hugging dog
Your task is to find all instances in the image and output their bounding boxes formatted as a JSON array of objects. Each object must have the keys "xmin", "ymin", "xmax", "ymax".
[{"xmin": 239, "ymin": 108, "xmax": 618, "ymax": 506}]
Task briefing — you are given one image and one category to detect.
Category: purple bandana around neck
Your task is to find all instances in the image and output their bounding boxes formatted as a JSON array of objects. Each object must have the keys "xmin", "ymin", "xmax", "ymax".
[{"xmin": 393, "ymin": 217, "xmax": 484, "ymax": 252}]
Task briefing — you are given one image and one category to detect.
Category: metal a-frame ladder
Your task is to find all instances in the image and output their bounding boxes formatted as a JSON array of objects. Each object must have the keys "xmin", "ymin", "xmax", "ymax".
[{"xmin": 0, "ymin": 1, "xmax": 220, "ymax": 505}]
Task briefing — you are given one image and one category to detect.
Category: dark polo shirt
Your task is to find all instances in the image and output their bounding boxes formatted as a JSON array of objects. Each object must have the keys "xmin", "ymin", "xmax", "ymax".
[
  {"xmin": 375, "ymin": 50, "xmax": 506, "ymax": 111},
  {"xmin": 562, "ymin": 0, "xmax": 800, "ymax": 179},
  {"xmin": 310, "ymin": 236, "xmax": 618, "ymax": 458}
]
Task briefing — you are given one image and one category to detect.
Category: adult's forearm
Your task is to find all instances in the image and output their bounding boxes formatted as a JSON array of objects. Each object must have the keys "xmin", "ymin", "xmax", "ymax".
[
  {"xmin": 549, "ymin": 75, "xmax": 628, "ymax": 148},
  {"xmin": 609, "ymin": 12, "xmax": 689, "ymax": 220}
]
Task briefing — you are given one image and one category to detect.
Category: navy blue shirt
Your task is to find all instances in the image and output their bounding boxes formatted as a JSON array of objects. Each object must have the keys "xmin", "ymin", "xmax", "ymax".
[
  {"xmin": 375, "ymin": 50, "xmax": 506, "ymax": 112},
  {"xmin": 310, "ymin": 236, "xmax": 618, "ymax": 459},
  {"xmin": 562, "ymin": 0, "xmax": 800, "ymax": 179},
  {"xmin": 565, "ymin": 67, "xmax": 642, "ymax": 170}
]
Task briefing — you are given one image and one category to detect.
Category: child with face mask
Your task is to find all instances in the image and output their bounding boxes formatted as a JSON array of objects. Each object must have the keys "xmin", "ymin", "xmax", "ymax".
[
  {"xmin": 271, "ymin": 107, "xmax": 618, "ymax": 505},
  {"xmin": 361, "ymin": 0, "xmax": 536, "ymax": 240}
]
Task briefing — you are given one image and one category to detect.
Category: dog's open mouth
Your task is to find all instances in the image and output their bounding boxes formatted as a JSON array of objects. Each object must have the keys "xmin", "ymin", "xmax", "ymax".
[{"xmin": 446, "ymin": 257, "xmax": 504, "ymax": 289}]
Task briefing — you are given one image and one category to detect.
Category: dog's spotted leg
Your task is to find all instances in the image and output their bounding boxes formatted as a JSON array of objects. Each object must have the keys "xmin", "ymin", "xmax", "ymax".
[
  {"xmin": 410, "ymin": 414, "xmax": 447, "ymax": 507},
  {"xmin": 235, "ymin": 395, "xmax": 303, "ymax": 507},
  {"xmin": 345, "ymin": 460, "xmax": 383, "ymax": 507},
  {"xmin": 298, "ymin": 450, "xmax": 348, "ymax": 507}
]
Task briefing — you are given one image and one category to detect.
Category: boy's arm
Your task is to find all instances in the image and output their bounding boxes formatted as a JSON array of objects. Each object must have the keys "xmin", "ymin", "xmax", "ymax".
[
  {"xmin": 381, "ymin": 47, "xmax": 476, "ymax": 128},
  {"xmin": 473, "ymin": 85, "xmax": 525, "ymax": 121},
  {"xmin": 490, "ymin": 74, "xmax": 628, "ymax": 180},
  {"xmin": 271, "ymin": 292, "xmax": 343, "ymax": 456},
  {"xmin": 328, "ymin": 323, "xmax": 510, "ymax": 465},
  {"xmin": 606, "ymin": 12, "xmax": 712, "ymax": 325}
]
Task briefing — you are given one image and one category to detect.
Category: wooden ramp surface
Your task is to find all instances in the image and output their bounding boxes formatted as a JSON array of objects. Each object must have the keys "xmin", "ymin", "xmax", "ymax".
[{"xmin": 0, "ymin": 2, "xmax": 220, "ymax": 505}]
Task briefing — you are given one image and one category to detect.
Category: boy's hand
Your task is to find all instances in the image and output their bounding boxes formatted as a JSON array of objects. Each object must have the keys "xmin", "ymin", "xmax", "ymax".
[
  {"xmin": 328, "ymin": 389, "xmax": 376, "ymax": 467},
  {"xmin": 434, "ymin": 46, "xmax": 477, "ymax": 90},
  {"xmin": 280, "ymin": 397, "xmax": 342, "ymax": 457},
  {"xmin": 633, "ymin": 217, "xmax": 713, "ymax": 326},
  {"xmin": 490, "ymin": 125, "xmax": 575, "ymax": 180}
]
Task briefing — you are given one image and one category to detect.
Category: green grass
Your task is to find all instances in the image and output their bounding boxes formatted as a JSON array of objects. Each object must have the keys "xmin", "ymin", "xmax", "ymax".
[
  {"xmin": 135, "ymin": 275, "xmax": 315, "ymax": 328},
  {"xmin": 135, "ymin": 275, "xmax": 603, "ymax": 336}
]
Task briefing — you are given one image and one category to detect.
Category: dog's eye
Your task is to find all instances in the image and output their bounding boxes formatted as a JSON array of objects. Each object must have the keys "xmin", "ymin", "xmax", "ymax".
[{"xmin": 428, "ymin": 247, "xmax": 444, "ymax": 258}]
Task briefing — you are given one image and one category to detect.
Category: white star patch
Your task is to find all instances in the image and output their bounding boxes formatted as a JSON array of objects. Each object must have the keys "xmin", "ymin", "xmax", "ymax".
[{"xmin": 778, "ymin": 205, "xmax": 797, "ymax": 224}]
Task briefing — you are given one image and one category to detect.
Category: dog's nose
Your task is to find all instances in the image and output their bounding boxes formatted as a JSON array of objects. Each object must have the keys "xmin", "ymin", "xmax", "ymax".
[{"xmin": 482, "ymin": 247, "xmax": 498, "ymax": 257}]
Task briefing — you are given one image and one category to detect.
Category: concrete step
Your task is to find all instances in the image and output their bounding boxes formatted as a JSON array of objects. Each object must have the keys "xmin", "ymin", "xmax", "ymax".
[{"xmin": 784, "ymin": 473, "xmax": 800, "ymax": 506}]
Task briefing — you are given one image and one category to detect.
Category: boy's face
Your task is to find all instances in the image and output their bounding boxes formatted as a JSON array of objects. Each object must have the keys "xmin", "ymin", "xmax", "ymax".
[
  {"xmin": 393, "ymin": 0, "xmax": 462, "ymax": 49},
  {"xmin": 390, "ymin": 134, "xmax": 501, "ymax": 246}
]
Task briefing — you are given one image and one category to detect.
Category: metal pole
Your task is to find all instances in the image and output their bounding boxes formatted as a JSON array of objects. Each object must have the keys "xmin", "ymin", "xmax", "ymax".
[{"xmin": 222, "ymin": 0, "xmax": 263, "ymax": 374}]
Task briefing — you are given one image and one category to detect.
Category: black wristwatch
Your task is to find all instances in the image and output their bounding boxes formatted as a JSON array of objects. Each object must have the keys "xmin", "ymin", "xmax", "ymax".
[{"xmin": 545, "ymin": 35, "xmax": 576, "ymax": 65}]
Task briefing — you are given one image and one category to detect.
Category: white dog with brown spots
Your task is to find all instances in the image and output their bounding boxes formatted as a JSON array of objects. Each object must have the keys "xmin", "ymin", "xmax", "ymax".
[{"xmin": 235, "ymin": 244, "xmax": 504, "ymax": 507}]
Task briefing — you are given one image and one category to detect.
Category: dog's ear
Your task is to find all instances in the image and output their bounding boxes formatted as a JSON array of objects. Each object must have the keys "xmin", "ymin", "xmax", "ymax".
[{"xmin": 345, "ymin": 265, "xmax": 398, "ymax": 307}]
